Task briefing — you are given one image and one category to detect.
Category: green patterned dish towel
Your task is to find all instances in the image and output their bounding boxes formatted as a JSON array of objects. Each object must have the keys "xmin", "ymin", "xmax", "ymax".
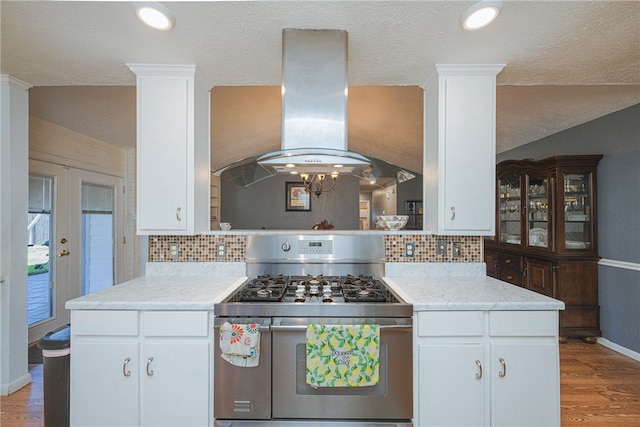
[{"xmin": 306, "ymin": 324, "xmax": 380, "ymax": 387}]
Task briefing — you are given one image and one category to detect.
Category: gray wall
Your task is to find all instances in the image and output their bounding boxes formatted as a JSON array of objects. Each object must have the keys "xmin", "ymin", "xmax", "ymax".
[
  {"xmin": 221, "ymin": 174, "xmax": 360, "ymax": 230},
  {"xmin": 397, "ymin": 176, "xmax": 423, "ymax": 214},
  {"xmin": 498, "ymin": 104, "xmax": 640, "ymax": 354}
]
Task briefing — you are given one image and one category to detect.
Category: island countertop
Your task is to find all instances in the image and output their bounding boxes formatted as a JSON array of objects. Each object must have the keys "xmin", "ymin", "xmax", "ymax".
[
  {"xmin": 385, "ymin": 275, "xmax": 564, "ymax": 311},
  {"xmin": 66, "ymin": 271, "xmax": 563, "ymax": 312},
  {"xmin": 65, "ymin": 275, "xmax": 247, "ymax": 311}
]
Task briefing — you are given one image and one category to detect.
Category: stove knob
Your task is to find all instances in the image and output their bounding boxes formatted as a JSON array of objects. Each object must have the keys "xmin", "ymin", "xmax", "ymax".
[{"xmin": 281, "ymin": 241, "xmax": 291, "ymax": 252}]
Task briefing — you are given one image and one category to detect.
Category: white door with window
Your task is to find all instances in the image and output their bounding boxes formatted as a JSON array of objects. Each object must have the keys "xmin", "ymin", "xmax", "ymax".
[{"xmin": 28, "ymin": 160, "xmax": 124, "ymax": 343}]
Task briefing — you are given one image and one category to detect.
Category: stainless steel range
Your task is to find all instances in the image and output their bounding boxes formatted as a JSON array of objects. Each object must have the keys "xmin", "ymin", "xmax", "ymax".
[{"xmin": 214, "ymin": 234, "xmax": 413, "ymax": 427}]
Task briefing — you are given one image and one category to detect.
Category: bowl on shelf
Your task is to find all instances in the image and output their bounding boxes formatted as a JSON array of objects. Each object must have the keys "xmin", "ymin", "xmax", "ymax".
[{"xmin": 376, "ymin": 215, "xmax": 409, "ymax": 231}]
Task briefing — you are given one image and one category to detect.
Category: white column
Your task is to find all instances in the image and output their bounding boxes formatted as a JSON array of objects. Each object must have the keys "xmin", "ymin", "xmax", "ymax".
[{"xmin": 0, "ymin": 75, "xmax": 32, "ymax": 395}]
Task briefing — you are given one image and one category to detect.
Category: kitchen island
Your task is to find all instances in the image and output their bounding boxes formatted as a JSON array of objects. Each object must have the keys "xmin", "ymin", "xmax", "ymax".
[
  {"xmin": 386, "ymin": 276, "xmax": 564, "ymax": 426},
  {"xmin": 66, "ymin": 271, "xmax": 563, "ymax": 427}
]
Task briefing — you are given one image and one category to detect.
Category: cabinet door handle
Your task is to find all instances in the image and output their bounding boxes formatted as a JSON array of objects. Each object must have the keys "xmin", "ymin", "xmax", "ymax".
[
  {"xmin": 505, "ymin": 259, "xmax": 512, "ymax": 264},
  {"xmin": 450, "ymin": 206, "xmax": 456, "ymax": 221},
  {"xmin": 146, "ymin": 357, "xmax": 154, "ymax": 376},
  {"xmin": 475, "ymin": 360, "xmax": 483, "ymax": 380},
  {"xmin": 122, "ymin": 357, "xmax": 131, "ymax": 377},
  {"xmin": 498, "ymin": 357, "xmax": 507, "ymax": 378},
  {"xmin": 176, "ymin": 207, "xmax": 182, "ymax": 222}
]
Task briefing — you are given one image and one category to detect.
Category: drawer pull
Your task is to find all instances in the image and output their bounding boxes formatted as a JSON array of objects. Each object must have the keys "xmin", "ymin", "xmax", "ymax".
[
  {"xmin": 122, "ymin": 357, "xmax": 131, "ymax": 377},
  {"xmin": 498, "ymin": 357, "xmax": 507, "ymax": 378},
  {"xmin": 505, "ymin": 259, "xmax": 512, "ymax": 264},
  {"xmin": 146, "ymin": 357, "xmax": 154, "ymax": 376},
  {"xmin": 475, "ymin": 360, "xmax": 483, "ymax": 380},
  {"xmin": 506, "ymin": 275, "xmax": 514, "ymax": 280}
]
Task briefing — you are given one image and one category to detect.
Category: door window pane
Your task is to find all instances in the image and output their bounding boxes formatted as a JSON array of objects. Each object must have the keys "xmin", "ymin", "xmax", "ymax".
[
  {"xmin": 28, "ymin": 176, "xmax": 53, "ymax": 326},
  {"xmin": 81, "ymin": 183, "xmax": 114, "ymax": 295}
]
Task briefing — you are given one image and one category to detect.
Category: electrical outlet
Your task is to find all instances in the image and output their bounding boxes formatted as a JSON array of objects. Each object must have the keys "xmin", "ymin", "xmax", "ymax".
[
  {"xmin": 436, "ymin": 239, "xmax": 447, "ymax": 255},
  {"xmin": 217, "ymin": 242, "xmax": 227, "ymax": 258},
  {"xmin": 452, "ymin": 242, "xmax": 462, "ymax": 258},
  {"xmin": 405, "ymin": 242, "xmax": 415, "ymax": 257},
  {"xmin": 169, "ymin": 242, "xmax": 180, "ymax": 259}
]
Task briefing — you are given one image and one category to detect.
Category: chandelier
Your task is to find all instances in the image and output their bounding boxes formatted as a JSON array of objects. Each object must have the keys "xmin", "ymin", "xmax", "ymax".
[{"xmin": 300, "ymin": 172, "xmax": 339, "ymax": 197}]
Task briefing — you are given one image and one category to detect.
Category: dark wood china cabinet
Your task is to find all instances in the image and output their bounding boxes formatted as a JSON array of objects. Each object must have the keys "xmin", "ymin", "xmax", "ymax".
[{"xmin": 485, "ymin": 155, "xmax": 603, "ymax": 341}]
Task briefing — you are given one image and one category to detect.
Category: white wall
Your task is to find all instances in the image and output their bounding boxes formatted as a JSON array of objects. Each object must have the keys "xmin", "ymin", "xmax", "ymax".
[{"xmin": 0, "ymin": 75, "xmax": 31, "ymax": 395}]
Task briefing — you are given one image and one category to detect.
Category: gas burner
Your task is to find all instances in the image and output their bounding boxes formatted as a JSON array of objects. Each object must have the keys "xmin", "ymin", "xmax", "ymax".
[
  {"xmin": 239, "ymin": 277, "xmax": 287, "ymax": 302},
  {"xmin": 256, "ymin": 289, "xmax": 272, "ymax": 297},
  {"xmin": 341, "ymin": 277, "xmax": 387, "ymax": 303}
]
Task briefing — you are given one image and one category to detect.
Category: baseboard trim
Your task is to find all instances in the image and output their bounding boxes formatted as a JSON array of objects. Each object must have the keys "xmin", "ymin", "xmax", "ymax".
[
  {"xmin": 597, "ymin": 337, "xmax": 640, "ymax": 362},
  {"xmin": 0, "ymin": 372, "xmax": 32, "ymax": 396}
]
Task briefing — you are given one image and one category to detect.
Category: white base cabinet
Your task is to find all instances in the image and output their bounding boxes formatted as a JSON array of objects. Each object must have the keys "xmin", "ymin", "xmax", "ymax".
[
  {"xmin": 70, "ymin": 310, "xmax": 212, "ymax": 427},
  {"xmin": 415, "ymin": 310, "xmax": 560, "ymax": 426}
]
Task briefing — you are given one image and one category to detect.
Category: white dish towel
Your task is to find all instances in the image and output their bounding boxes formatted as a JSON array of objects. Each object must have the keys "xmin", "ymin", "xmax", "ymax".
[{"xmin": 219, "ymin": 322, "xmax": 261, "ymax": 367}]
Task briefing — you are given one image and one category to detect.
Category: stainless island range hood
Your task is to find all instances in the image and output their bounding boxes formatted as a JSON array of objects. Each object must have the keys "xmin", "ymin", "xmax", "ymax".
[
  {"xmin": 256, "ymin": 28, "xmax": 370, "ymax": 176},
  {"xmin": 216, "ymin": 29, "xmax": 417, "ymax": 187}
]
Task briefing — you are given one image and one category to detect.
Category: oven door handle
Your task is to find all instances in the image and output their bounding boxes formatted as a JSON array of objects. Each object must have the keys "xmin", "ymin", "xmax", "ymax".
[
  {"xmin": 213, "ymin": 324, "xmax": 271, "ymax": 331},
  {"xmin": 270, "ymin": 324, "xmax": 412, "ymax": 331}
]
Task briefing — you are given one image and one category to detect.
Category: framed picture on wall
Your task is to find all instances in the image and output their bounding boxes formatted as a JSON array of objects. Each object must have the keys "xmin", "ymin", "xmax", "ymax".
[{"xmin": 286, "ymin": 182, "xmax": 311, "ymax": 211}]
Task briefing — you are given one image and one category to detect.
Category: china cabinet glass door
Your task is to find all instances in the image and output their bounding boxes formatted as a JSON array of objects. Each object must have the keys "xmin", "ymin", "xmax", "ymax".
[
  {"xmin": 499, "ymin": 174, "xmax": 522, "ymax": 244},
  {"xmin": 527, "ymin": 175, "xmax": 549, "ymax": 249},
  {"xmin": 563, "ymin": 173, "xmax": 593, "ymax": 250}
]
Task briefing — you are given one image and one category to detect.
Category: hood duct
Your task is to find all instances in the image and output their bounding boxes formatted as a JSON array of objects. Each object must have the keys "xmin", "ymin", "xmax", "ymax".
[
  {"xmin": 216, "ymin": 28, "xmax": 417, "ymax": 186},
  {"xmin": 257, "ymin": 28, "xmax": 370, "ymax": 176}
]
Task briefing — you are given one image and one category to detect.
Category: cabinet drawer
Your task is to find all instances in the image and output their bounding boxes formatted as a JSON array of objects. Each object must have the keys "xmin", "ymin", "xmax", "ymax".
[
  {"xmin": 490, "ymin": 311, "xmax": 558, "ymax": 336},
  {"xmin": 497, "ymin": 253, "xmax": 523, "ymax": 270},
  {"xmin": 417, "ymin": 311, "xmax": 484, "ymax": 337},
  {"xmin": 143, "ymin": 311, "xmax": 209, "ymax": 337},
  {"xmin": 71, "ymin": 310, "xmax": 139, "ymax": 336},
  {"xmin": 498, "ymin": 268, "xmax": 524, "ymax": 287}
]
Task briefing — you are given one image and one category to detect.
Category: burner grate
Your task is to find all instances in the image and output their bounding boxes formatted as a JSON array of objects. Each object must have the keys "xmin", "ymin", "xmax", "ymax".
[{"xmin": 239, "ymin": 275, "xmax": 288, "ymax": 302}]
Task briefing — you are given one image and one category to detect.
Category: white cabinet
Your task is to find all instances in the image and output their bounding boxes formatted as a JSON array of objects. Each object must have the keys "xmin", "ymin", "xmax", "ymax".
[
  {"xmin": 70, "ymin": 310, "xmax": 212, "ymax": 427},
  {"xmin": 127, "ymin": 64, "xmax": 211, "ymax": 235},
  {"xmin": 422, "ymin": 64, "xmax": 505, "ymax": 235},
  {"xmin": 415, "ymin": 310, "xmax": 560, "ymax": 427}
]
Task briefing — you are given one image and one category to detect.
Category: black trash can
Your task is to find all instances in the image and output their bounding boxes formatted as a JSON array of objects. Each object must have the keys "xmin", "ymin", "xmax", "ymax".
[{"xmin": 38, "ymin": 324, "xmax": 71, "ymax": 427}]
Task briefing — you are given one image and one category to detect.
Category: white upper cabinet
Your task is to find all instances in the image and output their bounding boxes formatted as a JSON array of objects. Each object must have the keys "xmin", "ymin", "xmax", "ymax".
[
  {"xmin": 422, "ymin": 64, "xmax": 505, "ymax": 235},
  {"xmin": 127, "ymin": 64, "xmax": 211, "ymax": 235}
]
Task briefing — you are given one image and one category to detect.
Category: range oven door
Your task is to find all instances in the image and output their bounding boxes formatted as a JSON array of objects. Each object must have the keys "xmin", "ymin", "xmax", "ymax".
[
  {"xmin": 271, "ymin": 317, "xmax": 413, "ymax": 421},
  {"xmin": 214, "ymin": 317, "xmax": 272, "ymax": 420}
]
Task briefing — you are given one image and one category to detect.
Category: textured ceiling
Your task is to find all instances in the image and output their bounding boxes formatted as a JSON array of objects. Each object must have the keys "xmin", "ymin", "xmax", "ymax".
[{"xmin": 4, "ymin": 1, "xmax": 640, "ymax": 172}]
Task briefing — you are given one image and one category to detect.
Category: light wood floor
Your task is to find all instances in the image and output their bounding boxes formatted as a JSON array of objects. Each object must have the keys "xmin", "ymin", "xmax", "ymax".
[{"xmin": 1, "ymin": 339, "xmax": 639, "ymax": 426}]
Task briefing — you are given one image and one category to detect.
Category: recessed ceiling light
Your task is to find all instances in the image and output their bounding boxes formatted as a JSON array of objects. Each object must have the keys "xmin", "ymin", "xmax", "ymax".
[
  {"xmin": 133, "ymin": 2, "xmax": 175, "ymax": 31},
  {"xmin": 461, "ymin": 0, "xmax": 503, "ymax": 31}
]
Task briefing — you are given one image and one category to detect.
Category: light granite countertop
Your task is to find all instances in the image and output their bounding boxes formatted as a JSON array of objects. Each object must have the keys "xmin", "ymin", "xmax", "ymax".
[
  {"xmin": 65, "ymin": 275, "xmax": 247, "ymax": 311},
  {"xmin": 385, "ymin": 275, "xmax": 565, "ymax": 311},
  {"xmin": 66, "ymin": 269, "xmax": 563, "ymax": 312}
]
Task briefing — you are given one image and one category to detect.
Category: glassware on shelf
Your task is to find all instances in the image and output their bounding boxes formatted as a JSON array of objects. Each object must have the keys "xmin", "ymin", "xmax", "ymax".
[{"xmin": 563, "ymin": 173, "xmax": 592, "ymax": 250}]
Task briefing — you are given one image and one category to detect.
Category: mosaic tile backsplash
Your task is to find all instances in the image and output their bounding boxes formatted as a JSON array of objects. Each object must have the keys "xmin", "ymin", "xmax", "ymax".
[{"xmin": 149, "ymin": 234, "xmax": 483, "ymax": 263}]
